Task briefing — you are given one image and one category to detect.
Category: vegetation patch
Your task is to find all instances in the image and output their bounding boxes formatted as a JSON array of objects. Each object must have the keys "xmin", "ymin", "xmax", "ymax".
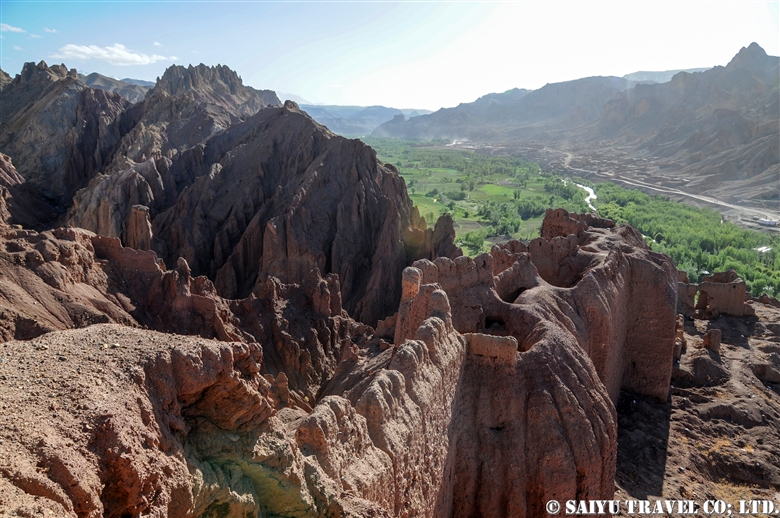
[
  {"xmin": 363, "ymin": 137, "xmax": 778, "ymax": 296},
  {"xmin": 595, "ymin": 183, "xmax": 779, "ymax": 296}
]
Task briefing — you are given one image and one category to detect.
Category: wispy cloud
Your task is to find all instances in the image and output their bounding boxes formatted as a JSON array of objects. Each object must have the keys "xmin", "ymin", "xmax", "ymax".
[
  {"xmin": 51, "ymin": 43, "xmax": 174, "ymax": 66},
  {"xmin": 30, "ymin": 34, "xmax": 42, "ymax": 39},
  {"xmin": 13, "ymin": 46, "xmax": 22, "ymax": 51},
  {"xmin": 43, "ymin": 28, "xmax": 57, "ymax": 33},
  {"xmin": 153, "ymin": 41, "xmax": 162, "ymax": 47},
  {"xmin": 1, "ymin": 23, "xmax": 25, "ymax": 33}
]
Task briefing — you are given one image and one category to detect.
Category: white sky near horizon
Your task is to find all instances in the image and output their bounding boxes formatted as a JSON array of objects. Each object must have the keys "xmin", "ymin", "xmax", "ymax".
[{"xmin": 1, "ymin": 1, "xmax": 778, "ymax": 110}]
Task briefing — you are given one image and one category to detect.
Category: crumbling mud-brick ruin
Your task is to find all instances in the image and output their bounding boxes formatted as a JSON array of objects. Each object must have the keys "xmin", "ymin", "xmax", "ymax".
[{"xmin": 677, "ymin": 269, "xmax": 755, "ymax": 319}]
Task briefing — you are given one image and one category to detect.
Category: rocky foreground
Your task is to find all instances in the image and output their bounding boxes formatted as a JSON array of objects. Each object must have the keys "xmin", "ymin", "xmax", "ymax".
[{"xmin": 0, "ymin": 208, "xmax": 686, "ymax": 517}]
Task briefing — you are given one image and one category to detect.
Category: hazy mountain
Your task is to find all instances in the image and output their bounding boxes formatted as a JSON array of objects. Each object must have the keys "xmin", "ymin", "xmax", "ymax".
[
  {"xmin": 372, "ymin": 43, "xmax": 778, "ymax": 210},
  {"xmin": 120, "ymin": 77, "xmax": 155, "ymax": 87},
  {"xmin": 79, "ymin": 72, "xmax": 149, "ymax": 103},
  {"xmin": 372, "ymin": 78, "xmax": 634, "ymax": 140},
  {"xmin": 599, "ymin": 42, "xmax": 779, "ymax": 186},
  {"xmin": 298, "ymin": 104, "xmax": 432, "ymax": 135},
  {"xmin": 622, "ymin": 68, "xmax": 710, "ymax": 83},
  {"xmin": 278, "ymin": 92, "xmax": 314, "ymax": 105}
]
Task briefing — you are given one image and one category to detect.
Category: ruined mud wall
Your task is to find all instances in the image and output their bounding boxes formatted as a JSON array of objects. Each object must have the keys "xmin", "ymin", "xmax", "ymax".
[
  {"xmin": 678, "ymin": 269, "xmax": 753, "ymax": 318},
  {"xmin": 401, "ymin": 209, "xmax": 678, "ymax": 402}
]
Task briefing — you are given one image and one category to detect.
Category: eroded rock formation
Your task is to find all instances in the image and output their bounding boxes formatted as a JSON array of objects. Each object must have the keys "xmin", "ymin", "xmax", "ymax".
[
  {"xmin": 0, "ymin": 62, "xmax": 130, "ymax": 210},
  {"xmin": 0, "ymin": 209, "xmax": 681, "ymax": 517},
  {"xmin": 68, "ymin": 101, "xmax": 458, "ymax": 325},
  {"xmin": 0, "ymin": 224, "xmax": 376, "ymax": 399},
  {"xmin": 0, "ymin": 59, "xmax": 456, "ymax": 327}
]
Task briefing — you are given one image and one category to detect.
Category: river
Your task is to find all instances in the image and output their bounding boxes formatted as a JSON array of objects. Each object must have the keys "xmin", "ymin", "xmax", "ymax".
[{"xmin": 576, "ymin": 183, "xmax": 597, "ymax": 212}]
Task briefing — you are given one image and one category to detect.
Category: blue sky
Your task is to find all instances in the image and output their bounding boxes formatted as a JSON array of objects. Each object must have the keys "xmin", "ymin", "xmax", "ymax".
[{"xmin": 1, "ymin": 1, "xmax": 778, "ymax": 110}]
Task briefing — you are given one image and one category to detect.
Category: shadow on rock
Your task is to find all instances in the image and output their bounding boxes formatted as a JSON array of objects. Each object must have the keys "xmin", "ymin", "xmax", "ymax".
[{"xmin": 615, "ymin": 390, "xmax": 672, "ymax": 499}]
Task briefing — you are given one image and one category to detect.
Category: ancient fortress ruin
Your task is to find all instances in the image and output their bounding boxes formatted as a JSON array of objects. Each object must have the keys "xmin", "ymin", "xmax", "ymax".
[{"xmin": 0, "ymin": 209, "xmax": 680, "ymax": 517}]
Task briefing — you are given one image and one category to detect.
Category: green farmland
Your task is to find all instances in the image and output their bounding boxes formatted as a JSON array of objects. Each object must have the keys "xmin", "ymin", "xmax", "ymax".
[
  {"xmin": 361, "ymin": 137, "xmax": 590, "ymax": 254},
  {"xmin": 361, "ymin": 137, "xmax": 779, "ymax": 297}
]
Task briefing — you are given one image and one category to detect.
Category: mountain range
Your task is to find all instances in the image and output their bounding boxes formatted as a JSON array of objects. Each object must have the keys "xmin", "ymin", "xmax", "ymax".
[
  {"xmin": 0, "ymin": 59, "xmax": 455, "ymax": 324},
  {"xmin": 373, "ymin": 43, "xmax": 779, "ymax": 220},
  {"xmin": 79, "ymin": 72, "xmax": 150, "ymax": 103}
]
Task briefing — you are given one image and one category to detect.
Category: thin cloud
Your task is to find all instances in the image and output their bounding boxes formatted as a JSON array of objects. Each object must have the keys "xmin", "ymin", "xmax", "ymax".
[
  {"xmin": 153, "ymin": 42, "xmax": 162, "ymax": 47},
  {"xmin": 30, "ymin": 34, "xmax": 42, "ymax": 39},
  {"xmin": 1, "ymin": 23, "xmax": 25, "ymax": 33},
  {"xmin": 13, "ymin": 46, "xmax": 22, "ymax": 51},
  {"xmin": 43, "ymin": 28, "xmax": 57, "ymax": 33},
  {"xmin": 51, "ymin": 43, "xmax": 174, "ymax": 66}
]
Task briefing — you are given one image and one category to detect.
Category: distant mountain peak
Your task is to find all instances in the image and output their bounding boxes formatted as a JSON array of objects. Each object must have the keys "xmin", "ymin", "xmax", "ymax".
[
  {"xmin": 78, "ymin": 71, "xmax": 149, "ymax": 104},
  {"xmin": 725, "ymin": 42, "xmax": 771, "ymax": 72},
  {"xmin": 149, "ymin": 62, "xmax": 280, "ymax": 115},
  {"xmin": 18, "ymin": 60, "xmax": 78, "ymax": 85},
  {"xmin": 154, "ymin": 63, "xmax": 246, "ymax": 97}
]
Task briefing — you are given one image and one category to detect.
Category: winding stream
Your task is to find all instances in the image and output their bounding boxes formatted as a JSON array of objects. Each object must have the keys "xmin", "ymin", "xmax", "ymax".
[{"xmin": 576, "ymin": 183, "xmax": 597, "ymax": 212}]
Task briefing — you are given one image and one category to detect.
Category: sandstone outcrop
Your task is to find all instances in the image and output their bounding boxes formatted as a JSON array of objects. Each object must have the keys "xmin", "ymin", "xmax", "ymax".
[{"xmin": 0, "ymin": 226, "xmax": 138, "ymax": 340}]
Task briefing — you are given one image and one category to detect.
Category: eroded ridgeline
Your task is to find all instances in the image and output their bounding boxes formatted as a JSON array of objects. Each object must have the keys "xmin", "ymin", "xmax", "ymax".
[{"xmin": 381, "ymin": 208, "xmax": 678, "ymax": 516}]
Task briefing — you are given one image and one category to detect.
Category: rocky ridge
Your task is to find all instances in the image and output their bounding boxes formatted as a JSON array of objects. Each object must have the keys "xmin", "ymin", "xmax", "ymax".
[
  {"xmin": 67, "ymin": 101, "xmax": 458, "ymax": 325},
  {"xmin": 0, "ymin": 61, "xmax": 130, "ymax": 210},
  {"xmin": 1, "ymin": 60, "xmax": 453, "ymax": 325},
  {"xmin": 373, "ymin": 44, "xmax": 779, "ymax": 217}
]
